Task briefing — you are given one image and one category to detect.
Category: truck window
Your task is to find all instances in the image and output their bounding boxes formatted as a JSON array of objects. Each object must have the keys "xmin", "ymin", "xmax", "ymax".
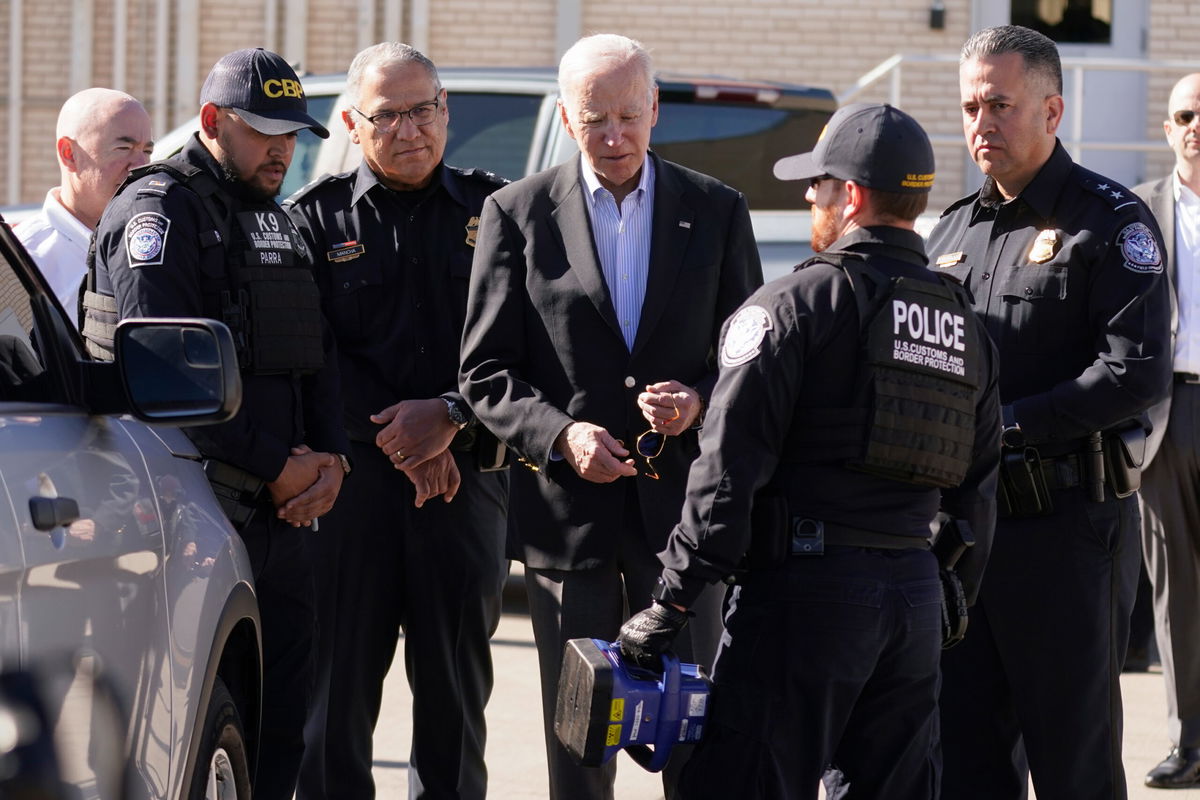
[
  {"xmin": 281, "ymin": 93, "xmax": 339, "ymax": 199},
  {"xmin": 652, "ymin": 102, "xmax": 829, "ymax": 210},
  {"xmin": 443, "ymin": 93, "xmax": 543, "ymax": 181}
]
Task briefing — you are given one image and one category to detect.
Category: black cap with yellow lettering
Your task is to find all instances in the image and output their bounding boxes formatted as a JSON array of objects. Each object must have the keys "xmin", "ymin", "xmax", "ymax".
[
  {"xmin": 200, "ymin": 47, "xmax": 330, "ymax": 139},
  {"xmin": 773, "ymin": 103, "xmax": 933, "ymax": 194}
]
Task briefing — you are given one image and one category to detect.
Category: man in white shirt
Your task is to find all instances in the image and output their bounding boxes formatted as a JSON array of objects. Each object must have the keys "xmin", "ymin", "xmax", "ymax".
[
  {"xmin": 15, "ymin": 88, "xmax": 153, "ymax": 324},
  {"xmin": 1137, "ymin": 71, "xmax": 1200, "ymax": 789}
]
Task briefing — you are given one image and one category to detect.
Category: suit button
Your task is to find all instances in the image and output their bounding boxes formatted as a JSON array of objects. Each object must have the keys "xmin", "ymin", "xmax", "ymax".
[{"xmin": 624, "ymin": 376, "xmax": 636, "ymax": 388}]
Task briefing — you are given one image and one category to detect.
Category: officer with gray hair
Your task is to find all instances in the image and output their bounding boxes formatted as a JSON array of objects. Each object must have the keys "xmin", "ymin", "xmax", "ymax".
[{"xmin": 287, "ymin": 42, "xmax": 510, "ymax": 800}]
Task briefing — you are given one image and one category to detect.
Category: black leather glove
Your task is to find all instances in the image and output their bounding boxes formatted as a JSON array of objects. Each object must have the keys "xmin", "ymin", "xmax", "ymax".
[{"xmin": 618, "ymin": 601, "xmax": 690, "ymax": 671}]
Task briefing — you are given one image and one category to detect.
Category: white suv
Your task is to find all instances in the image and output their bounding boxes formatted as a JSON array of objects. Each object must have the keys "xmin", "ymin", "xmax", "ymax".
[{"xmin": 0, "ymin": 214, "xmax": 260, "ymax": 798}]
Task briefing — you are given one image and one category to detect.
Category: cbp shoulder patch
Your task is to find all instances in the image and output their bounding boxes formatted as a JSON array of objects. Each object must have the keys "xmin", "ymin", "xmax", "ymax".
[
  {"xmin": 721, "ymin": 305, "xmax": 773, "ymax": 367},
  {"xmin": 1117, "ymin": 222, "xmax": 1163, "ymax": 274},
  {"xmin": 125, "ymin": 211, "xmax": 170, "ymax": 268}
]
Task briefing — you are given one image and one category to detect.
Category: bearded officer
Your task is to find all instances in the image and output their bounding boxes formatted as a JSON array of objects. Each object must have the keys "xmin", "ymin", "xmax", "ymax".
[
  {"xmin": 619, "ymin": 103, "xmax": 1001, "ymax": 799},
  {"xmin": 85, "ymin": 48, "xmax": 349, "ymax": 800}
]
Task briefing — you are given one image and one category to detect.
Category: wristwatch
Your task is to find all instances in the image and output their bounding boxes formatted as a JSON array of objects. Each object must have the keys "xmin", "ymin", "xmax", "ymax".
[
  {"xmin": 443, "ymin": 396, "xmax": 470, "ymax": 431},
  {"xmin": 335, "ymin": 453, "xmax": 352, "ymax": 475}
]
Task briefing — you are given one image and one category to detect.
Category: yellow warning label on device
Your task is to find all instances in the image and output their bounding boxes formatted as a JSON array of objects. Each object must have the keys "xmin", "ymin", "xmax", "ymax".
[
  {"xmin": 606, "ymin": 724, "xmax": 622, "ymax": 746},
  {"xmin": 610, "ymin": 698, "xmax": 624, "ymax": 721}
]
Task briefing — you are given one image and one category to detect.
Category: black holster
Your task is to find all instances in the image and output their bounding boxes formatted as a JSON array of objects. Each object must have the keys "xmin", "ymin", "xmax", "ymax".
[
  {"xmin": 1103, "ymin": 424, "xmax": 1146, "ymax": 498},
  {"xmin": 202, "ymin": 459, "xmax": 265, "ymax": 531},
  {"xmin": 997, "ymin": 447, "xmax": 1053, "ymax": 518}
]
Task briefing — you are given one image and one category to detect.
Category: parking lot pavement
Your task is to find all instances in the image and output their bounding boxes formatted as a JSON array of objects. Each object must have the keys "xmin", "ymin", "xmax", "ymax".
[
  {"xmin": 371, "ymin": 611, "xmax": 665, "ymax": 799},
  {"xmin": 371, "ymin": 607, "xmax": 1200, "ymax": 799}
]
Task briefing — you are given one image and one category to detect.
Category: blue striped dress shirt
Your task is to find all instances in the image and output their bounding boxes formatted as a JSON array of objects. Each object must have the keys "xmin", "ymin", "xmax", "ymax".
[{"xmin": 580, "ymin": 154, "xmax": 656, "ymax": 351}]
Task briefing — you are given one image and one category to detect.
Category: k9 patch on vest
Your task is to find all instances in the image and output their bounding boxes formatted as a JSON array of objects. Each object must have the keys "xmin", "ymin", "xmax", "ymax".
[
  {"xmin": 1117, "ymin": 222, "xmax": 1163, "ymax": 274},
  {"xmin": 126, "ymin": 212, "xmax": 170, "ymax": 268},
  {"xmin": 237, "ymin": 210, "xmax": 297, "ymax": 252}
]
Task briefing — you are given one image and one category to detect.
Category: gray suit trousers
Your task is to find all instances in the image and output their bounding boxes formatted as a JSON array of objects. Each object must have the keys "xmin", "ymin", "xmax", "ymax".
[{"xmin": 1141, "ymin": 381, "xmax": 1200, "ymax": 747}]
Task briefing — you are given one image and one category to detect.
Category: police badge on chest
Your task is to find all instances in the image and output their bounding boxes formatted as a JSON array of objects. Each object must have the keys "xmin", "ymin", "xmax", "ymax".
[{"xmin": 1028, "ymin": 229, "xmax": 1059, "ymax": 264}]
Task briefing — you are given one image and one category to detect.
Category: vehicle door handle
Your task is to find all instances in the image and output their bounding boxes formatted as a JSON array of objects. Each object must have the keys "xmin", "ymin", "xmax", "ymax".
[{"xmin": 29, "ymin": 496, "xmax": 81, "ymax": 532}]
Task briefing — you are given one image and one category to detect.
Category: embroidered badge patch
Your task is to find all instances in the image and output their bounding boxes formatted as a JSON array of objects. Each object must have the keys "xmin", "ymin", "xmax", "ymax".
[
  {"xmin": 126, "ymin": 212, "xmax": 170, "ymax": 267},
  {"xmin": 721, "ymin": 305, "xmax": 773, "ymax": 367},
  {"xmin": 1117, "ymin": 222, "xmax": 1163, "ymax": 274}
]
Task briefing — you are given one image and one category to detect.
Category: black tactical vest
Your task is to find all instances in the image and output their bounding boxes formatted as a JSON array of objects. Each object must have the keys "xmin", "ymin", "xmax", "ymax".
[
  {"xmin": 83, "ymin": 160, "xmax": 325, "ymax": 375},
  {"xmin": 785, "ymin": 252, "xmax": 982, "ymax": 489}
]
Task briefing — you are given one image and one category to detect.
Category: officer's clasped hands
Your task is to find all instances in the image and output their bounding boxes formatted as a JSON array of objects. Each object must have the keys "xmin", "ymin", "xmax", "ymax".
[
  {"xmin": 405, "ymin": 449, "xmax": 461, "ymax": 508},
  {"xmin": 272, "ymin": 445, "xmax": 344, "ymax": 527},
  {"xmin": 618, "ymin": 600, "xmax": 691, "ymax": 671},
  {"xmin": 372, "ymin": 398, "xmax": 459, "ymax": 470}
]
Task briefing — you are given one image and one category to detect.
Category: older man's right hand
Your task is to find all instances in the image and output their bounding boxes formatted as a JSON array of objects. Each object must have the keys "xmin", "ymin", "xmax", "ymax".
[{"xmin": 555, "ymin": 421, "xmax": 638, "ymax": 483}]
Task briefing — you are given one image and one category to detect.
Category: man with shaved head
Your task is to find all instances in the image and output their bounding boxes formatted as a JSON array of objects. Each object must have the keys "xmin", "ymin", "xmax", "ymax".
[
  {"xmin": 1135, "ymin": 72, "xmax": 1200, "ymax": 790},
  {"xmin": 15, "ymin": 88, "xmax": 152, "ymax": 324}
]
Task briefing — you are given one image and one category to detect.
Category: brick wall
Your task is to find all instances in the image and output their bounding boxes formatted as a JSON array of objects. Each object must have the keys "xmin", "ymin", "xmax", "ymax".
[
  {"xmin": 578, "ymin": 0, "xmax": 973, "ymax": 208},
  {"xmin": 1141, "ymin": 2, "xmax": 1200, "ymax": 185},
  {"xmin": 1, "ymin": 0, "xmax": 1194, "ymax": 209},
  {"xmin": 15, "ymin": 0, "xmax": 73, "ymax": 203},
  {"xmin": 429, "ymin": 0, "xmax": 557, "ymax": 67},
  {"xmin": 302, "ymin": 0, "xmax": 359, "ymax": 73}
]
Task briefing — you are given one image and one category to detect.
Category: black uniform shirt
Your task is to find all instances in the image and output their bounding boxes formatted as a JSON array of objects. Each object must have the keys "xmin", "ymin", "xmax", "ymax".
[
  {"xmin": 92, "ymin": 134, "xmax": 348, "ymax": 481},
  {"xmin": 286, "ymin": 161, "xmax": 507, "ymax": 441},
  {"xmin": 927, "ymin": 141, "xmax": 1172, "ymax": 444},
  {"xmin": 657, "ymin": 226, "xmax": 1002, "ymax": 607}
]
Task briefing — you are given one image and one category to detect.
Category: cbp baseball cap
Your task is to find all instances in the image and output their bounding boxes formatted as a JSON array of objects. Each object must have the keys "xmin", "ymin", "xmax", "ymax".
[
  {"xmin": 773, "ymin": 103, "xmax": 933, "ymax": 193},
  {"xmin": 199, "ymin": 47, "xmax": 330, "ymax": 139}
]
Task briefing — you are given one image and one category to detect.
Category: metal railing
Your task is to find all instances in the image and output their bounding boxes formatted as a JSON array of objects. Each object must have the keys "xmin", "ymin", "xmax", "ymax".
[{"xmin": 840, "ymin": 53, "xmax": 1200, "ymax": 161}]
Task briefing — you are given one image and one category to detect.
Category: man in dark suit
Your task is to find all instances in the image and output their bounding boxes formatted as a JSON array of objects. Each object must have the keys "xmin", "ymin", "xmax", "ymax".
[
  {"xmin": 1136, "ymin": 71, "xmax": 1200, "ymax": 790},
  {"xmin": 459, "ymin": 33, "xmax": 762, "ymax": 800}
]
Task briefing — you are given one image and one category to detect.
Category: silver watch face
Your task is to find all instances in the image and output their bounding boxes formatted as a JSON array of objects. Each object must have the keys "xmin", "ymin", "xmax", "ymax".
[{"xmin": 445, "ymin": 397, "xmax": 469, "ymax": 429}]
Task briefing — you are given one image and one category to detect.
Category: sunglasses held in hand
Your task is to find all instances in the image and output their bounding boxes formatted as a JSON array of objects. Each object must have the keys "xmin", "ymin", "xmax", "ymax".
[{"xmin": 635, "ymin": 395, "xmax": 679, "ymax": 480}]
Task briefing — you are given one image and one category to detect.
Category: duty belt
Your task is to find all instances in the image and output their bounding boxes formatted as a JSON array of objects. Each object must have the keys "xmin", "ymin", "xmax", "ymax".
[
  {"xmin": 1037, "ymin": 453, "xmax": 1083, "ymax": 491},
  {"xmin": 790, "ymin": 518, "xmax": 930, "ymax": 556},
  {"xmin": 1175, "ymin": 372, "xmax": 1200, "ymax": 385}
]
